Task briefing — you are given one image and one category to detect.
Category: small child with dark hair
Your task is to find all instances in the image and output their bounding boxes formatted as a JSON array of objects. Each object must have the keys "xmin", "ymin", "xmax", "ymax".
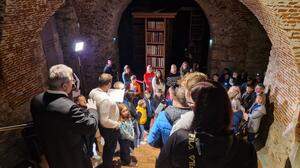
[
  {"xmin": 255, "ymin": 83, "xmax": 265, "ymax": 95},
  {"xmin": 74, "ymin": 95, "xmax": 87, "ymax": 108}
]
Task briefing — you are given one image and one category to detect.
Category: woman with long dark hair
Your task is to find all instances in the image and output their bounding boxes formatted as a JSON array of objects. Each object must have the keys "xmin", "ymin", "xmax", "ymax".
[
  {"xmin": 156, "ymin": 81, "xmax": 257, "ymax": 168},
  {"xmin": 152, "ymin": 70, "xmax": 165, "ymax": 97}
]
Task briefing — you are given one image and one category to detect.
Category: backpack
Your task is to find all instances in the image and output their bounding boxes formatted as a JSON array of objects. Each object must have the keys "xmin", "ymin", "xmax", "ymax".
[{"xmin": 187, "ymin": 132, "xmax": 235, "ymax": 168}]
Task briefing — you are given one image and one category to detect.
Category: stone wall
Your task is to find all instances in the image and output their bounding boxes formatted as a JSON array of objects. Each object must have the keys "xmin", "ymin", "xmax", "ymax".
[
  {"xmin": 64, "ymin": 0, "xmax": 271, "ymax": 93},
  {"xmin": 41, "ymin": 16, "xmax": 64, "ymax": 69},
  {"xmin": 0, "ymin": 0, "xmax": 64, "ymax": 166},
  {"xmin": 192, "ymin": 0, "xmax": 272, "ymax": 76},
  {"xmin": 54, "ymin": 0, "xmax": 81, "ymax": 78},
  {"xmin": 240, "ymin": 0, "xmax": 300, "ymax": 167},
  {"xmin": 70, "ymin": 0, "xmax": 131, "ymax": 93},
  {"xmin": 0, "ymin": 0, "xmax": 299, "ymax": 167},
  {"xmin": 39, "ymin": 0, "xmax": 269, "ymax": 97}
]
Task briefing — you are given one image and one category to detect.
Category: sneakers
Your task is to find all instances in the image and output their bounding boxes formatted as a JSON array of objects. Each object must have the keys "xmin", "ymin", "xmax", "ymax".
[{"xmin": 92, "ymin": 155, "xmax": 101, "ymax": 160}]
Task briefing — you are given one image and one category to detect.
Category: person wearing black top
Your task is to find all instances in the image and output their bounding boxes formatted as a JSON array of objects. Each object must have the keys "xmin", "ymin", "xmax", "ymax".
[
  {"xmin": 103, "ymin": 59, "xmax": 117, "ymax": 82},
  {"xmin": 31, "ymin": 64, "xmax": 98, "ymax": 168},
  {"xmin": 242, "ymin": 84, "xmax": 256, "ymax": 111},
  {"xmin": 166, "ymin": 64, "xmax": 180, "ymax": 88},
  {"xmin": 156, "ymin": 81, "xmax": 257, "ymax": 168}
]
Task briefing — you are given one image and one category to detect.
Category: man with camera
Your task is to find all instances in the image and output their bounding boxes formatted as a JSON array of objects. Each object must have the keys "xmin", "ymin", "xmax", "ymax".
[{"xmin": 30, "ymin": 64, "xmax": 99, "ymax": 168}]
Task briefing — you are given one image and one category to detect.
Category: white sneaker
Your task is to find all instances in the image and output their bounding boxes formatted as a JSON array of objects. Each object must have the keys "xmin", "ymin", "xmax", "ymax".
[{"xmin": 92, "ymin": 155, "xmax": 101, "ymax": 160}]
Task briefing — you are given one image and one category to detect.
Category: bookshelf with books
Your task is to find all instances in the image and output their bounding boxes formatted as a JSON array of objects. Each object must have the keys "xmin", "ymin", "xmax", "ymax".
[{"xmin": 133, "ymin": 12, "xmax": 176, "ymax": 76}]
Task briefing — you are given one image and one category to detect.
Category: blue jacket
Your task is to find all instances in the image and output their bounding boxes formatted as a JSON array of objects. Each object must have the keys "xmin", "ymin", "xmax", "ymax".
[{"xmin": 147, "ymin": 106, "xmax": 190, "ymax": 148}]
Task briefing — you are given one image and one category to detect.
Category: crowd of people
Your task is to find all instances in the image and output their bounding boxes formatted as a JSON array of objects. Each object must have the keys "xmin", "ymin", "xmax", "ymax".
[{"xmin": 30, "ymin": 60, "xmax": 268, "ymax": 168}]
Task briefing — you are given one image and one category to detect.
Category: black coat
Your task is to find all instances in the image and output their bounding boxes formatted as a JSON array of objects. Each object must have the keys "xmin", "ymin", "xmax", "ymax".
[
  {"xmin": 30, "ymin": 92, "xmax": 99, "ymax": 168},
  {"xmin": 156, "ymin": 129, "xmax": 257, "ymax": 168}
]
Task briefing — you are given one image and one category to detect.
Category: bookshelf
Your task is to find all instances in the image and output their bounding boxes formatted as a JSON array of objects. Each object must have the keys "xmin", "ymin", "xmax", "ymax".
[{"xmin": 133, "ymin": 13, "xmax": 176, "ymax": 76}]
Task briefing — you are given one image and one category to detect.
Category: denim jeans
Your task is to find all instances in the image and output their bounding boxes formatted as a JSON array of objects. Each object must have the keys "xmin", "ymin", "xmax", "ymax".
[{"xmin": 138, "ymin": 124, "xmax": 145, "ymax": 145}]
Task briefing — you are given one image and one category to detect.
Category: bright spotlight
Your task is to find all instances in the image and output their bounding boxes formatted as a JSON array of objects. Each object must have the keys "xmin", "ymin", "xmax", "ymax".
[
  {"xmin": 75, "ymin": 41, "xmax": 84, "ymax": 52},
  {"xmin": 209, "ymin": 39, "xmax": 213, "ymax": 47}
]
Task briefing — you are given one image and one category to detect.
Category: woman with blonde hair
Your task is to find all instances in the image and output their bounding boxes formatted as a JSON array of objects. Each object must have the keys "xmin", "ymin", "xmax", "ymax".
[{"xmin": 227, "ymin": 86, "xmax": 245, "ymax": 134}]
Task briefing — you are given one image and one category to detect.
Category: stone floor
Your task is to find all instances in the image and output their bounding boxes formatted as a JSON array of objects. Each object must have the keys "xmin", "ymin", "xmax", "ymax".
[
  {"xmin": 122, "ymin": 144, "xmax": 160, "ymax": 168},
  {"xmin": 93, "ymin": 143, "xmax": 262, "ymax": 168}
]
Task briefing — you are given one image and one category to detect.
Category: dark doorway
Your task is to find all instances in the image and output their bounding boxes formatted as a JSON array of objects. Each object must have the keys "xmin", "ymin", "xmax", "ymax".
[{"xmin": 118, "ymin": 0, "xmax": 210, "ymax": 79}]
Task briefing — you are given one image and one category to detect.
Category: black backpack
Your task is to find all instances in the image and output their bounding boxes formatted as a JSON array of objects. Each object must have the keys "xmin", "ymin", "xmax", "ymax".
[{"xmin": 187, "ymin": 132, "xmax": 236, "ymax": 168}]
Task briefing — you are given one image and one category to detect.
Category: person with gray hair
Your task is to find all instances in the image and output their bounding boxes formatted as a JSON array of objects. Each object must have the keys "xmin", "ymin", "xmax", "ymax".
[
  {"xmin": 30, "ymin": 64, "xmax": 98, "ymax": 168},
  {"xmin": 147, "ymin": 86, "xmax": 190, "ymax": 148}
]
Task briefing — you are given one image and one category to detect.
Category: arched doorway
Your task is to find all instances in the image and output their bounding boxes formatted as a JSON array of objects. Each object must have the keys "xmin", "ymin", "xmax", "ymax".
[{"xmin": 118, "ymin": 0, "xmax": 210, "ymax": 79}]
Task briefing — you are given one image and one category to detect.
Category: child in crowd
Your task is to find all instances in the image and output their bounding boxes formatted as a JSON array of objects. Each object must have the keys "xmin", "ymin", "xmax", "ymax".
[
  {"xmin": 244, "ymin": 94, "xmax": 266, "ymax": 143},
  {"xmin": 130, "ymin": 75, "xmax": 142, "ymax": 105},
  {"xmin": 241, "ymin": 84, "xmax": 256, "ymax": 111},
  {"xmin": 75, "ymin": 95, "xmax": 87, "ymax": 108},
  {"xmin": 143, "ymin": 90, "xmax": 155, "ymax": 131},
  {"xmin": 123, "ymin": 92, "xmax": 140, "ymax": 149},
  {"xmin": 74, "ymin": 95, "xmax": 99, "ymax": 159},
  {"xmin": 130, "ymin": 75, "xmax": 142, "ymax": 96},
  {"xmin": 136, "ymin": 99, "xmax": 147, "ymax": 146},
  {"xmin": 113, "ymin": 81, "xmax": 125, "ymax": 90},
  {"xmin": 117, "ymin": 103, "xmax": 137, "ymax": 166},
  {"xmin": 255, "ymin": 83, "xmax": 265, "ymax": 95}
]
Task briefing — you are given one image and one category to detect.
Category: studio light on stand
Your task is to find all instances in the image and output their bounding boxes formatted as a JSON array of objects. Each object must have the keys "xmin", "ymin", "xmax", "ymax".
[
  {"xmin": 75, "ymin": 41, "xmax": 84, "ymax": 66},
  {"xmin": 74, "ymin": 41, "xmax": 85, "ymax": 96}
]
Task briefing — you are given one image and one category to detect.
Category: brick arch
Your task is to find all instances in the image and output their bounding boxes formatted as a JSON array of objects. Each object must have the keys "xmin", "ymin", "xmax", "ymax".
[
  {"xmin": 0, "ymin": 0, "xmax": 65, "ymax": 124},
  {"xmin": 73, "ymin": 0, "xmax": 299, "ymax": 167},
  {"xmin": 239, "ymin": 1, "xmax": 300, "ymax": 167},
  {"xmin": 111, "ymin": 0, "xmax": 272, "ymax": 76},
  {"xmin": 0, "ymin": 0, "xmax": 65, "ymax": 166},
  {"xmin": 73, "ymin": 0, "xmax": 272, "ymax": 92},
  {"xmin": 46, "ymin": 2, "xmax": 299, "ymax": 168}
]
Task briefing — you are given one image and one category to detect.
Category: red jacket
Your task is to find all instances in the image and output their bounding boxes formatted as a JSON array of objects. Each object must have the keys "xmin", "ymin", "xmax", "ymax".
[{"xmin": 144, "ymin": 72, "xmax": 155, "ymax": 91}]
